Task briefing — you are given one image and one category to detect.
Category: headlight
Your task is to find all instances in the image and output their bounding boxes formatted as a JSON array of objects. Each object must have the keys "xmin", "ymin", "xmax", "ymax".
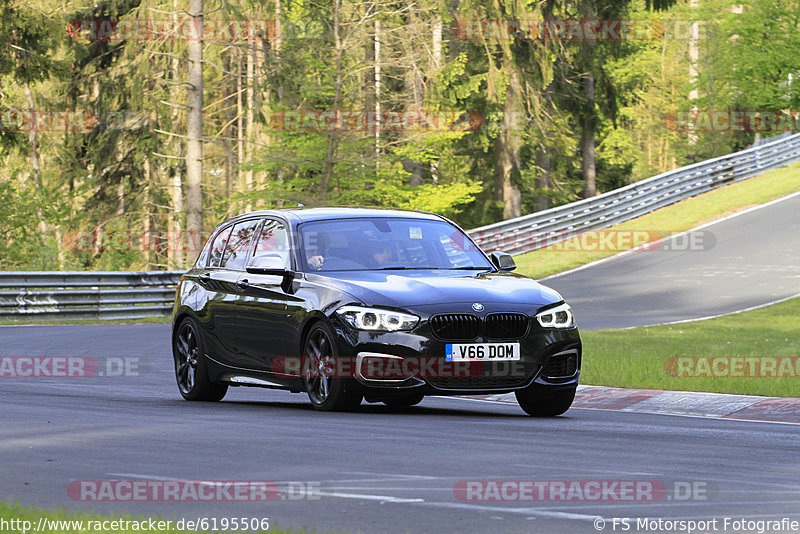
[
  {"xmin": 536, "ymin": 303, "xmax": 575, "ymax": 328},
  {"xmin": 336, "ymin": 306, "xmax": 419, "ymax": 332}
]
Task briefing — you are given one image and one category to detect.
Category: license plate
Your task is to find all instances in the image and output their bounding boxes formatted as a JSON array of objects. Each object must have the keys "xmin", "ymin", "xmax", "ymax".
[{"xmin": 445, "ymin": 343, "xmax": 521, "ymax": 362}]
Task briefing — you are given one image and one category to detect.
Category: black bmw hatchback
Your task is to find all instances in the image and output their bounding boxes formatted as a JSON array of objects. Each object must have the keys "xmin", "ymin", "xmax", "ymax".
[{"xmin": 172, "ymin": 208, "xmax": 581, "ymax": 416}]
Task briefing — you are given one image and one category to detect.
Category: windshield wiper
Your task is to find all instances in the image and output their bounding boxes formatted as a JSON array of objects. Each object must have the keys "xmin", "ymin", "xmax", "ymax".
[{"xmin": 375, "ymin": 266, "xmax": 491, "ymax": 271}]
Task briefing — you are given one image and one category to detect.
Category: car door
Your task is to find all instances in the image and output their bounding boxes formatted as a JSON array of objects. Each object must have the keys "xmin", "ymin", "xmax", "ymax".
[
  {"xmin": 197, "ymin": 219, "xmax": 261, "ymax": 366},
  {"xmin": 236, "ymin": 218, "xmax": 303, "ymax": 374},
  {"xmin": 194, "ymin": 224, "xmax": 239, "ymax": 365}
]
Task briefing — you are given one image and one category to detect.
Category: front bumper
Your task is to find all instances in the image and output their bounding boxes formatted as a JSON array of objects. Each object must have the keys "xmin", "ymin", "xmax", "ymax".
[{"xmin": 330, "ymin": 313, "xmax": 581, "ymax": 396}]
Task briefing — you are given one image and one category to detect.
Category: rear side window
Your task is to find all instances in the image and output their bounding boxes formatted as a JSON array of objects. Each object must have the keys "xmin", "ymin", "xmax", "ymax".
[
  {"xmin": 208, "ymin": 226, "xmax": 233, "ymax": 268},
  {"xmin": 195, "ymin": 232, "xmax": 214, "ymax": 268},
  {"xmin": 220, "ymin": 219, "xmax": 261, "ymax": 271}
]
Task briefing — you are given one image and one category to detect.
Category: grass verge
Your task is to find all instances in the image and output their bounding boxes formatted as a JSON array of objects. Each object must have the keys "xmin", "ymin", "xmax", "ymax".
[
  {"xmin": 580, "ymin": 297, "xmax": 800, "ymax": 397},
  {"xmin": 515, "ymin": 161, "xmax": 800, "ymax": 279}
]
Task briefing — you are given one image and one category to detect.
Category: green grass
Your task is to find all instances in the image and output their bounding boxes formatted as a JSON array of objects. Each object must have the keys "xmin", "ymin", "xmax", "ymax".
[
  {"xmin": 580, "ymin": 297, "xmax": 800, "ymax": 397},
  {"xmin": 0, "ymin": 501, "xmax": 341, "ymax": 534},
  {"xmin": 515, "ymin": 161, "xmax": 800, "ymax": 279}
]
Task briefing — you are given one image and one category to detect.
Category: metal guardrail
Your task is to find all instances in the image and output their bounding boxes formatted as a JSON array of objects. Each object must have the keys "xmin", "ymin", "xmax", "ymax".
[
  {"xmin": 468, "ymin": 132, "xmax": 800, "ymax": 255},
  {"xmin": 2, "ymin": 132, "xmax": 799, "ymax": 321},
  {"xmin": 0, "ymin": 271, "xmax": 183, "ymax": 320}
]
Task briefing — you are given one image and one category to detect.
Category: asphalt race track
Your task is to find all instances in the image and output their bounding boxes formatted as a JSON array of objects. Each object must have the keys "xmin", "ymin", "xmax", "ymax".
[
  {"xmin": 543, "ymin": 192, "xmax": 800, "ymax": 330},
  {"xmin": 1, "ymin": 194, "xmax": 799, "ymax": 533}
]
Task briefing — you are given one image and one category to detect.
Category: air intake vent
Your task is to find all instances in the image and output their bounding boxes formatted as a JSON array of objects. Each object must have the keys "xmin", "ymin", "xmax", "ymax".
[
  {"xmin": 541, "ymin": 351, "xmax": 578, "ymax": 378},
  {"xmin": 485, "ymin": 313, "xmax": 529, "ymax": 339},
  {"xmin": 429, "ymin": 314, "xmax": 480, "ymax": 340}
]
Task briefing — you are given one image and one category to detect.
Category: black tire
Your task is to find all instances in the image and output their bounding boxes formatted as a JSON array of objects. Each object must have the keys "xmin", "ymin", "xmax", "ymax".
[
  {"xmin": 173, "ymin": 318, "xmax": 228, "ymax": 402},
  {"xmin": 382, "ymin": 393, "xmax": 425, "ymax": 407},
  {"xmin": 303, "ymin": 323, "xmax": 362, "ymax": 412},
  {"xmin": 515, "ymin": 386, "xmax": 576, "ymax": 417}
]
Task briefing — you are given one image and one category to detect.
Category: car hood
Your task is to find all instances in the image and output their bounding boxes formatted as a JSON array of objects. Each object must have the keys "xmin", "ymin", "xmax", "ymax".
[{"xmin": 307, "ymin": 270, "xmax": 564, "ymax": 311}]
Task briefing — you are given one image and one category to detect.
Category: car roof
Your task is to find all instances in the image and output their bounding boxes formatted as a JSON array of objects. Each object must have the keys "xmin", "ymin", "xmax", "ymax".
[{"xmin": 221, "ymin": 207, "xmax": 446, "ymax": 226}]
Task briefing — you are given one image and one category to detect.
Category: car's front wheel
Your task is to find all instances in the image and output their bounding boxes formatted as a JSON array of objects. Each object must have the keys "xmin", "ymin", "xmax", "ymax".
[
  {"xmin": 303, "ymin": 323, "xmax": 362, "ymax": 411},
  {"xmin": 515, "ymin": 386, "xmax": 575, "ymax": 417},
  {"xmin": 173, "ymin": 318, "xmax": 228, "ymax": 402}
]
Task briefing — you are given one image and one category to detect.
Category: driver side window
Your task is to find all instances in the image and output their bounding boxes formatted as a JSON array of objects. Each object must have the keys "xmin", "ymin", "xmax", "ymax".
[{"xmin": 252, "ymin": 220, "xmax": 290, "ymax": 268}]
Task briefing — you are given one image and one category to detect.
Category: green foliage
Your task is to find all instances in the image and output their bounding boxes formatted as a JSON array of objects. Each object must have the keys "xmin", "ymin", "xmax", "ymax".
[{"xmin": 1, "ymin": 0, "xmax": 797, "ymax": 270}]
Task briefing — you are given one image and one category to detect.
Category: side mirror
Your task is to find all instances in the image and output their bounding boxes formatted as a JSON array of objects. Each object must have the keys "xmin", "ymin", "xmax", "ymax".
[
  {"xmin": 489, "ymin": 251, "xmax": 516, "ymax": 271},
  {"xmin": 246, "ymin": 253, "xmax": 289, "ymax": 275}
]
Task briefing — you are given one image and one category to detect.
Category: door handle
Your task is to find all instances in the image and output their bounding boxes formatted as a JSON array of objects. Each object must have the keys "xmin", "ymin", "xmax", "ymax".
[
  {"xmin": 199, "ymin": 273, "xmax": 211, "ymax": 283},
  {"xmin": 237, "ymin": 279, "xmax": 250, "ymax": 289}
]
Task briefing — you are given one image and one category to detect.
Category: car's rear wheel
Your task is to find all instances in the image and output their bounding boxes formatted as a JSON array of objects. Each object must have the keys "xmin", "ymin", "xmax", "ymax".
[
  {"xmin": 515, "ymin": 386, "xmax": 575, "ymax": 417},
  {"xmin": 303, "ymin": 323, "xmax": 362, "ymax": 411},
  {"xmin": 173, "ymin": 318, "xmax": 228, "ymax": 401},
  {"xmin": 382, "ymin": 393, "xmax": 425, "ymax": 407}
]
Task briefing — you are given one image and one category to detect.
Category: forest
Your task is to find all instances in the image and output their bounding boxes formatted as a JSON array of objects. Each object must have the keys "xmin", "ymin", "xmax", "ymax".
[{"xmin": 1, "ymin": 0, "xmax": 798, "ymax": 270}]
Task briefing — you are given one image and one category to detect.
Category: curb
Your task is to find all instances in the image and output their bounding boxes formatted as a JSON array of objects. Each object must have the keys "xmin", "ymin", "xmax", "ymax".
[{"xmin": 470, "ymin": 385, "xmax": 800, "ymax": 423}]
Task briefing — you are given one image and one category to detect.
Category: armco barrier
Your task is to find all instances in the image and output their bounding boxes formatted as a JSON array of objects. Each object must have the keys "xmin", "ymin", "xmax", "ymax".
[
  {"xmin": 0, "ymin": 271, "xmax": 183, "ymax": 320},
  {"xmin": 468, "ymin": 132, "xmax": 800, "ymax": 254},
  {"xmin": 3, "ymin": 132, "xmax": 800, "ymax": 320}
]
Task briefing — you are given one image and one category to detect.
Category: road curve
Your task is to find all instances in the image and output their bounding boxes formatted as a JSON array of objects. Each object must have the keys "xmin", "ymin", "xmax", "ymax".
[{"xmin": 542, "ymin": 192, "xmax": 800, "ymax": 330}]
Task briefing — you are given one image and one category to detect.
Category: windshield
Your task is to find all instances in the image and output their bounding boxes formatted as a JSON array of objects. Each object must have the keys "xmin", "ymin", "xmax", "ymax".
[{"xmin": 298, "ymin": 217, "xmax": 493, "ymax": 272}]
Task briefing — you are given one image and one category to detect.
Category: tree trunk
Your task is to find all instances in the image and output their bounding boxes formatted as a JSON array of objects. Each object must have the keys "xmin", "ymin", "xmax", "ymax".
[
  {"xmin": 321, "ymin": 0, "xmax": 343, "ymax": 202},
  {"xmin": 430, "ymin": 15, "xmax": 442, "ymax": 186},
  {"xmin": 23, "ymin": 84, "xmax": 50, "ymax": 246},
  {"xmin": 494, "ymin": 66, "xmax": 522, "ymax": 219},
  {"xmin": 117, "ymin": 147, "xmax": 125, "ymax": 215},
  {"xmin": 432, "ymin": 15, "xmax": 442, "ymax": 69},
  {"xmin": 185, "ymin": 0, "xmax": 204, "ymax": 240},
  {"xmin": 402, "ymin": 9, "xmax": 425, "ymax": 187},
  {"xmin": 364, "ymin": 5, "xmax": 376, "ymax": 165},
  {"xmin": 272, "ymin": 0, "xmax": 284, "ymax": 203},
  {"xmin": 688, "ymin": 0, "xmax": 699, "ymax": 145},
  {"xmin": 224, "ymin": 49, "xmax": 234, "ymax": 215},
  {"xmin": 581, "ymin": 115, "xmax": 596, "ymax": 197},
  {"xmin": 535, "ymin": 147, "xmax": 551, "ymax": 212},
  {"xmin": 373, "ymin": 18, "xmax": 381, "ymax": 159},
  {"xmin": 167, "ymin": 0, "xmax": 183, "ymax": 269},
  {"xmin": 245, "ymin": 32, "xmax": 255, "ymax": 212},
  {"xmin": 580, "ymin": 0, "xmax": 597, "ymax": 198},
  {"xmin": 237, "ymin": 46, "xmax": 245, "ymax": 212},
  {"xmin": 171, "ymin": 168, "xmax": 184, "ymax": 268},
  {"xmin": 143, "ymin": 155, "xmax": 152, "ymax": 269}
]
